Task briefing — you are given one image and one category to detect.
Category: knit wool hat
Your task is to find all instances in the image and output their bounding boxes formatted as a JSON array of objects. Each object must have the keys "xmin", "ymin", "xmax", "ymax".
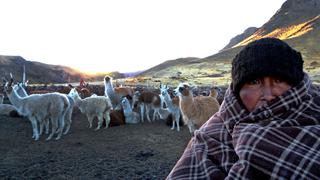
[{"xmin": 231, "ymin": 37, "xmax": 304, "ymax": 95}]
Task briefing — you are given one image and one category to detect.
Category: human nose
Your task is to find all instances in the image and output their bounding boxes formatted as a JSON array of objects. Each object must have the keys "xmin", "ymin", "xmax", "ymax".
[{"xmin": 261, "ymin": 87, "xmax": 275, "ymax": 101}]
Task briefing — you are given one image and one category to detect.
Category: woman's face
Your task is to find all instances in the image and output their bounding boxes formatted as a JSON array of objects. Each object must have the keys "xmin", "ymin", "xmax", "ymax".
[{"xmin": 239, "ymin": 76, "xmax": 292, "ymax": 112}]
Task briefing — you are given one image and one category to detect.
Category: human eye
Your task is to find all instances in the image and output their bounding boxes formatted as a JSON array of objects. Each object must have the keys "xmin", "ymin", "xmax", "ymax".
[
  {"xmin": 273, "ymin": 78, "xmax": 285, "ymax": 84},
  {"xmin": 247, "ymin": 79, "xmax": 261, "ymax": 85}
]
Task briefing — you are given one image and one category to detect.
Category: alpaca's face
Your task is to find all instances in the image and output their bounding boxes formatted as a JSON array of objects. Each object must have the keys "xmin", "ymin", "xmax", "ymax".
[
  {"xmin": 104, "ymin": 76, "xmax": 111, "ymax": 83},
  {"xmin": 160, "ymin": 86, "xmax": 169, "ymax": 97},
  {"xmin": 132, "ymin": 91, "xmax": 141, "ymax": 101},
  {"xmin": 4, "ymin": 82, "xmax": 14, "ymax": 95},
  {"xmin": 68, "ymin": 88, "xmax": 79, "ymax": 99},
  {"xmin": 121, "ymin": 97, "xmax": 129, "ymax": 109},
  {"xmin": 174, "ymin": 83, "xmax": 191, "ymax": 97}
]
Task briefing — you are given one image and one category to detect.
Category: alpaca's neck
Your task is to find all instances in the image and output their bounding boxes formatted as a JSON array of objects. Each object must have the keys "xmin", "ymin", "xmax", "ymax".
[
  {"xmin": 74, "ymin": 94, "xmax": 83, "ymax": 106},
  {"xmin": 123, "ymin": 103, "xmax": 132, "ymax": 117},
  {"xmin": 180, "ymin": 94, "xmax": 195, "ymax": 111},
  {"xmin": 8, "ymin": 90, "xmax": 25, "ymax": 115},
  {"xmin": 17, "ymin": 88, "xmax": 28, "ymax": 97},
  {"xmin": 163, "ymin": 94, "xmax": 174, "ymax": 110},
  {"xmin": 17, "ymin": 85, "xmax": 28, "ymax": 97},
  {"xmin": 105, "ymin": 82, "xmax": 116, "ymax": 101}
]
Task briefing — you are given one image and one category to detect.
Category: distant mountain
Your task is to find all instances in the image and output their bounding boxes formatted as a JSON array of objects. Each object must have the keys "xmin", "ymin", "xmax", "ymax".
[
  {"xmin": 220, "ymin": 27, "xmax": 258, "ymax": 52},
  {"xmin": 137, "ymin": 0, "xmax": 320, "ymax": 85},
  {"xmin": 0, "ymin": 55, "xmax": 89, "ymax": 84},
  {"xmin": 140, "ymin": 57, "xmax": 200, "ymax": 77},
  {"xmin": 122, "ymin": 70, "xmax": 144, "ymax": 78}
]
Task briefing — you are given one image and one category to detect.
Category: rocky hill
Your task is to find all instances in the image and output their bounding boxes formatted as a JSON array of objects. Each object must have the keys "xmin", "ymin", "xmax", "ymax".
[
  {"xmin": 0, "ymin": 56, "xmax": 128, "ymax": 84},
  {"xmin": 0, "ymin": 56, "xmax": 90, "ymax": 84},
  {"xmin": 220, "ymin": 27, "xmax": 258, "ymax": 52},
  {"xmin": 137, "ymin": 0, "xmax": 320, "ymax": 86}
]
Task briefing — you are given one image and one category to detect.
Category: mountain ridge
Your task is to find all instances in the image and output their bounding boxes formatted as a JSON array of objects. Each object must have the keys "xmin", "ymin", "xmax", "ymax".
[{"xmin": 137, "ymin": 0, "xmax": 320, "ymax": 86}]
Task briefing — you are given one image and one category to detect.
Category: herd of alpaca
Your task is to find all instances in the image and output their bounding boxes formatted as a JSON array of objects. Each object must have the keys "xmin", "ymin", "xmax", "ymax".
[{"xmin": 1, "ymin": 74, "xmax": 221, "ymax": 141}]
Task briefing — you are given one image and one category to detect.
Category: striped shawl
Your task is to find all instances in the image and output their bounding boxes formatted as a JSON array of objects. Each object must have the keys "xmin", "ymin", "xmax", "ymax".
[{"xmin": 167, "ymin": 74, "xmax": 320, "ymax": 180}]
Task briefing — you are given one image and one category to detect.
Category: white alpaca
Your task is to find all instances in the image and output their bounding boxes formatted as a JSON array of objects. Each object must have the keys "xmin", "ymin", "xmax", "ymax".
[
  {"xmin": 63, "ymin": 95, "xmax": 75, "ymax": 134},
  {"xmin": 174, "ymin": 83, "xmax": 220, "ymax": 134},
  {"xmin": 121, "ymin": 97, "xmax": 140, "ymax": 124},
  {"xmin": 13, "ymin": 83, "xmax": 50, "ymax": 135},
  {"xmin": 160, "ymin": 84, "xmax": 181, "ymax": 131},
  {"xmin": 69, "ymin": 88, "xmax": 112, "ymax": 130},
  {"xmin": 14, "ymin": 83, "xmax": 74, "ymax": 135},
  {"xmin": 4, "ymin": 81, "xmax": 70, "ymax": 141}
]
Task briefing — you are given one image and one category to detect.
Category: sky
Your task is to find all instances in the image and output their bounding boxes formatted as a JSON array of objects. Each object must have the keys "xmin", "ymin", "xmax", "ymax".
[{"xmin": 0, "ymin": 0, "xmax": 286, "ymax": 74}]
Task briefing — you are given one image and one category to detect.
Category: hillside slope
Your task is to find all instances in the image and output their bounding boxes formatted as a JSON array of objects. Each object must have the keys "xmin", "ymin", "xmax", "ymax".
[{"xmin": 137, "ymin": 0, "xmax": 320, "ymax": 86}]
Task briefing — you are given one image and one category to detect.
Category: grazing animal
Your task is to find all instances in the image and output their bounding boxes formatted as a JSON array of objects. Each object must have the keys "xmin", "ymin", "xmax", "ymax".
[
  {"xmin": 69, "ymin": 88, "xmax": 112, "ymax": 130},
  {"xmin": 63, "ymin": 95, "xmax": 75, "ymax": 135},
  {"xmin": 174, "ymin": 83, "xmax": 220, "ymax": 134},
  {"xmin": 14, "ymin": 83, "xmax": 74, "ymax": 136},
  {"xmin": 132, "ymin": 90, "xmax": 164, "ymax": 122},
  {"xmin": 160, "ymin": 84, "xmax": 181, "ymax": 131},
  {"xmin": 104, "ymin": 76, "xmax": 134, "ymax": 109},
  {"xmin": 108, "ymin": 109, "xmax": 126, "ymax": 127},
  {"xmin": 4, "ymin": 80, "xmax": 70, "ymax": 141},
  {"xmin": 121, "ymin": 97, "xmax": 140, "ymax": 124},
  {"xmin": 13, "ymin": 83, "xmax": 50, "ymax": 135}
]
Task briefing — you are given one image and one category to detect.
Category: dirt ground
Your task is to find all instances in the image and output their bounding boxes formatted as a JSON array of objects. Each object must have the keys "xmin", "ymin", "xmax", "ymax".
[{"xmin": 0, "ymin": 110, "xmax": 191, "ymax": 179}]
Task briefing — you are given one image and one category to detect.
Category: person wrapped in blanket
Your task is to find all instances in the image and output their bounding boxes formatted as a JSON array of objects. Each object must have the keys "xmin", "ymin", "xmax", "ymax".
[{"xmin": 167, "ymin": 38, "xmax": 320, "ymax": 180}]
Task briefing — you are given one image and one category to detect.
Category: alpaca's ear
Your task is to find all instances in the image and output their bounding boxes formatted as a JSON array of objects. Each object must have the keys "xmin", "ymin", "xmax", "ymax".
[{"xmin": 8, "ymin": 73, "xmax": 14, "ymax": 86}]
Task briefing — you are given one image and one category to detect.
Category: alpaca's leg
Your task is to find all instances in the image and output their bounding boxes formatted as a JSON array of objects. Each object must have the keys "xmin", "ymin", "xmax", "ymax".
[
  {"xmin": 175, "ymin": 112, "xmax": 180, "ymax": 132},
  {"xmin": 87, "ymin": 115, "xmax": 94, "ymax": 128},
  {"xmin": 39, "ymin": 120, "xmax": 45, "ymax": 135},
  {"xmin": 145, "ymin": 105, "xmax": 151, "ymax": 122},
  {"xmin": 30, "ymin": 117, "xmax": 39, "ymax": 140},
  {"xmin": 171, "ymin": 113, "xmax": 175, "ymax": 130},
  {"xmin": 55, "ymin": 115, "xmax": 65, "ymax": 140},
  {"xmin": 95, "ymin": 113, "xmax": 103, "ymax": 131},
  {"xmin": 187, "ymin": 121, "xmax": 195, "ymax": 135},
  {"xmin": 63, "ymin": 109, "xmax": 72, "ymax": 134},
  {"xmin": 46, "ymin": 117, "xmax": 58, "ymax": 141},
  {"xmin": 104, "ymin": 111, "xmax": 111, "ymax": 128},
  {"xmin": 157, "ymin": 108, "xmax": 164, "ymax": 119},
  {"xmin": 45, "ymin": 119, "xmax": 50, "ymax": 134},
  {"xmin": 152, "ymin": 109, "xmax": 157, "ymax": 121},
  {"xmin": 140, "ymin": 104, "xmax": 145, "ymax": 122}
]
